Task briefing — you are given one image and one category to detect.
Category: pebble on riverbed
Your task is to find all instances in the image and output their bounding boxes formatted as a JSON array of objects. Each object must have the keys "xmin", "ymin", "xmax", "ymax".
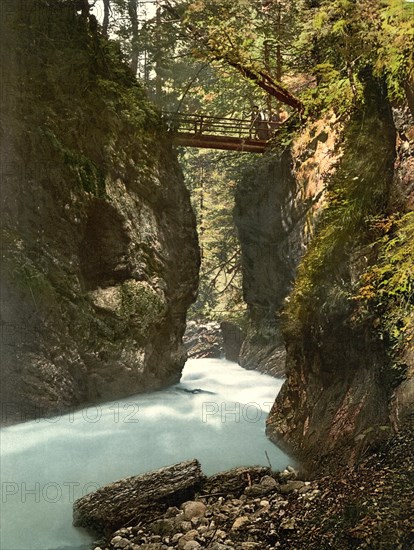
[{"xmin": 97, "ymin": 464, "xmax": 320, "ymax": 550}]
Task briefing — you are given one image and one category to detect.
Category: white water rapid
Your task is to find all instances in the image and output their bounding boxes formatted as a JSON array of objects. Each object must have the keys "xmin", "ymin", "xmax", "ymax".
[{"xmin": 0, "ymin": 358, "xmax": 291, "ymax": 550}]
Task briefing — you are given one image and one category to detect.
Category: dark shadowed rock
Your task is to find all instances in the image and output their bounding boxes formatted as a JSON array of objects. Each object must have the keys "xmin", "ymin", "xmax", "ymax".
[
  {"xmin": 234, "ymin": 152, "xmax": 303, "ymax": 377},
  {"xmin": 220, "ymin": 321, "xmax": 246, "ymax": 363},
  {"xmin": 73, "ymin": 460, "xmax": 205, "ymax": 534},
  {"xmin": 239, "ymin": 324, "xmax": 286, "ymax": 377}
]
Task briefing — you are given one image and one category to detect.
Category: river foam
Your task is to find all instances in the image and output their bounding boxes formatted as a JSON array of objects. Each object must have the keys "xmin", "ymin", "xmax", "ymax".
[{"xmin": 0, "ymin": 358, "xmax": 290, "ymax": 550}]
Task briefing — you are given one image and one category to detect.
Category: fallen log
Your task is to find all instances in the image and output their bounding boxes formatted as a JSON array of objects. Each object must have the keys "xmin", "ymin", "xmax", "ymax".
[
  {"xmin": 202, "ymin": 466, "xmax": 270, "ymax": 497},
  {"xmin": 73, "ymin": 459, "xmax": 205, "ymax": 535}
]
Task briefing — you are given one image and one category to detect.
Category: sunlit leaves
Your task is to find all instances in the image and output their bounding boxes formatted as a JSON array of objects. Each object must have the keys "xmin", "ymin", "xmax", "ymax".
[
  {"xmin": 352, "ymin": 212, "xmax": 414, "ymax": 361},
  {"xmin": 374, "ymin": 0, "xmax": 414, "ymax": 100},
  {"xmin": 297, "ymin": 0, "xmax": 414, "ymax": 114}
]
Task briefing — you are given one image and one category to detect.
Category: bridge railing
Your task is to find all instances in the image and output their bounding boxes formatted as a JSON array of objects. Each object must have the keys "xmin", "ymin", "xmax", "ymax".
[{"xmin": 162, "ymin": 112, "xmax": 282, "ymax": 141}]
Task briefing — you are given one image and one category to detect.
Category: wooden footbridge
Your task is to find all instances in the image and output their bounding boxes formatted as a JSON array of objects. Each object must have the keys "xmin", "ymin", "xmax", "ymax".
[{"xmin": 163, "ymin": 112, "xmax": 282, "ymax": 153}]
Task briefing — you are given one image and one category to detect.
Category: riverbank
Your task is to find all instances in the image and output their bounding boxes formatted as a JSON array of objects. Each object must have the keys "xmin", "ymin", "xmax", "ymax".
[{"xmin": 87, "ymin": 417, "xmax": 413, "ymax": 550}]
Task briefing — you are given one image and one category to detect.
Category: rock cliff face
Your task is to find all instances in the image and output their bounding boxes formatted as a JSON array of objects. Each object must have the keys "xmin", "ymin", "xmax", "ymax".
[
  {"xmin": 388, "ymin": 95, "xmax": 414, "ymax": 431},
  {"xmin": 233, "ymin": 152, "xmax": 301, "ymax": 377},
  {"xmin": 234, "ymin": 113, "xmax": 342, "ymax": 377},
  {"xmin": 0, "ymin": 1, "xmax": 199, "ymax": 421},
  {"xmin": 236, "ymin": 75, "xmax": 414, "ymax": 473}
]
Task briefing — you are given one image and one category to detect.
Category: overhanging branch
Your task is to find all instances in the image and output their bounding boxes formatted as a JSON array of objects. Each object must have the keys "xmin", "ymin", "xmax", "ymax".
[{"xmin": 162, "ymin": 0, "xmax": 304, "ymax": 112}]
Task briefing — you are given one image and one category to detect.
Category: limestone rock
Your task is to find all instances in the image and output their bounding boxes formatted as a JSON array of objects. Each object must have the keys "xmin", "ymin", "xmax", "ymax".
[
  {"xmin": 177, "ymin": 530, "xmax": 198, "ymax": 549},
  {"xmin": 234, "ymin": 151, "xmax": 303, "ymax": 377},
  {"xmin": 280, "ymin": 481, "xmax": 306, "ymax": 494},
  {"xmin": 181, "ymin": 501, "xmax": 207, "ymax": 521},
  {"xmin": 183, "ymin": 322, "xmax": 223, "ymax": 359},
  {"xmin": 134, "ymin": 545, "xmax": 165, "ymax": 550},
  {"xmin": 202, "ymin": 466, "xmax": 269, "ymax": 497},
  {"xmin": 148, "ymin": 519, "xmax": 175, "ymax": 536},
  {"xmin": 264, "ymin": 83, "xmax": 402, "ymax": 473},
  {"xmin": 111, "ymin": 537, "xmax": 128, "ymax": 549},
  {"xmin": 261, "ymin": 475, "xmax": 279, "ymax": 489},
  {"xmin": 245, "ymin": 475, "xmax": 279, "ymax": 496},
  {"xmin": 231, "ymin": 516, "xmax": 250, "ymax": 531},
  {"xmin": 280, "ymin": 517, "xmax": 296, "ymax": 530}
]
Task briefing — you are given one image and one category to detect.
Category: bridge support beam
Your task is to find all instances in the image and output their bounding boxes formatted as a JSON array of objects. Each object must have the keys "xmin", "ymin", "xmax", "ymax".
[{"xmin": 173, "ymin": 133, "xmax": 267, "ymax": 153}]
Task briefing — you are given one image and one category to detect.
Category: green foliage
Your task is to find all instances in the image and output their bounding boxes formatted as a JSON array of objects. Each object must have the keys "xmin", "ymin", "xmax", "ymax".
[
  {"xmin": 102, "ymin": 0, "xmax": 414, "ymax": 120},
  {"xmin": 374, "ymin": 0, "xmax": 414, "ymax": 101},
  {"xmin": 120, "ymin": 281, "xmax": 166, "ymax": 339},
  {"xmin": 15, "ymin": 2, "xmax": 162, "ymax": 201},
  {"xmin": 105, "ymin": 0, "xmax": 304, "ymax": 116},
  {"xmin": 42, "ymin": 128, "xmax": 106, "ymax": 196},
  {"xmin": 301, "ymin": 70, "xmax": 361, "ymax": 118},
  {"xmin": 353, "ymin": 212, "xmax": 414, "ymax": 375},
  {"xmin": 99, "ymin": 0, "xmax": 413, "ymax": 128},
  {"xmin": 296, "ymin": 0, "xmax": 414, "ymax": 116}
]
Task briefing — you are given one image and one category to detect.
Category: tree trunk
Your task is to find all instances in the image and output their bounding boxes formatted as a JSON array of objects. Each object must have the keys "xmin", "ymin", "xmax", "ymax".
[
  {"xmin": 76, "ymin": 0, "xmax": 90, "ymax": 19},
  {"xmin": 225, "ymin": 57, "xmax": 303, "ymax": 112},
  {"xmin": 264, "ymin": 39, "xmax": 273, "ymax": 115},
  {"xmin": 155, "ymin": 2, "xmax": 163, "ymax": 102},
  {"xmin": 73, "ymin": 460, "xmax": 205, "ymax": 535},
  {"xmin": 102, "ymin": 0, "xmax": 110, "ymax": 36},
  {"xmin": 276, "ymin": 4, "xmax": 282, "ymax": 84},
  {"xmin": 128, "ymin": 0, "xmax": 139, "ymax": 76}
]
